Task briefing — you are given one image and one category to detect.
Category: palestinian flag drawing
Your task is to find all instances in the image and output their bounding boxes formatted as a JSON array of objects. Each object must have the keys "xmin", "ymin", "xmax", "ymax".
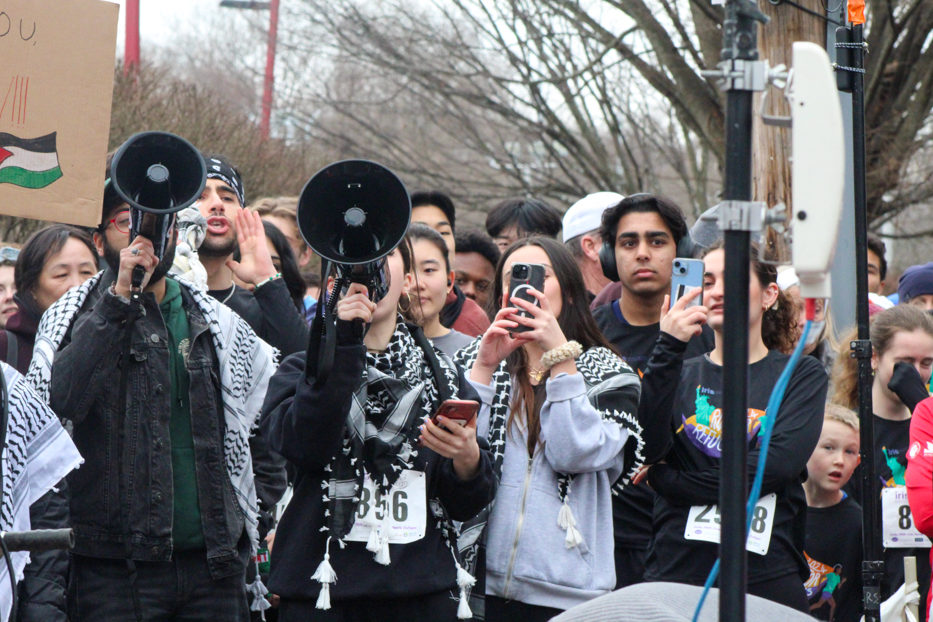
[{"xmin": 0, "ymin": 132, "xmax": 62, "ymax": 189}]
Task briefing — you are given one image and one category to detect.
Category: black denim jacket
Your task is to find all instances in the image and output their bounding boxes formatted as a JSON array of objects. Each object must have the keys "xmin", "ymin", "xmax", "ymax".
[{"xmin": 50, "ymin": 271, "xmax": 285, "ymax": 579}]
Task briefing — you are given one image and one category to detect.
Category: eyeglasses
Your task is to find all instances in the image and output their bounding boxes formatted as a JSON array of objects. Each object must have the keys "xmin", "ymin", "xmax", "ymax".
[
  {"xmin": 0, "ymin": 247, "xmax": 19, "ymax": 262},
  {"xmin": 108, "ymin": 211, "xmax": 131, "ymax": 235}
]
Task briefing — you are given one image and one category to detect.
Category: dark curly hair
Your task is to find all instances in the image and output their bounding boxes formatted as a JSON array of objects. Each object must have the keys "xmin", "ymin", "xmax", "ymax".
[{"xmin": 703, "ymin": 240, "xmax": 799, "ymax": 354}]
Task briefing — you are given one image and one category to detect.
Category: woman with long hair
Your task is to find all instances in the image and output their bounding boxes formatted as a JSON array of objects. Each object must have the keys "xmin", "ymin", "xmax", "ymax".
[
  {"xmin": 260, "ymin": 237, "xmax": 495, "ymax": 622},
  {"xmin": 455, "ymin": 236, "xmax": 643, "ymax": 621},
  {"xmin": 636, "ymin": 241, "xmax": 828, "ymax": 611},
  {"xmin": 261, "ymin": 220, "xmax": 306, "ymax": 314},
  {"xmin": 832, "ymin": 305, "xmax": 933, "ymax": 609},
  {"xmin": 406, "ymin": 224, "xmax": 474, "ymax": 356}
]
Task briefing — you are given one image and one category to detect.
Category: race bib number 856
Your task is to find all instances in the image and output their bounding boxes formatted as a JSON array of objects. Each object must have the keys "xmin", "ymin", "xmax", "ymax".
[
  {"xmin": 684, "ymin": 493, "xmax": 776, "ymax": 556},
  {"xmin": 345, "ymin": 470, "xmax": 427, "ymax": 544}
]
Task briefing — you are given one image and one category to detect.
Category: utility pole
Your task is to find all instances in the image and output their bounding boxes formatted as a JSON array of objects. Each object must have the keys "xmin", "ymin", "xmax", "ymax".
[
  {"xmin": 125, "ymin": 0, "xmax": 140, "ymax": 76},
  {"xmin": 220, "ymin": 0, "xmax": 279, "ymax": 140}
]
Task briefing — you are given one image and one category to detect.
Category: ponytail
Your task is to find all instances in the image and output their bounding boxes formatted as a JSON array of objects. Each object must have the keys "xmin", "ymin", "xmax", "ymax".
[{"xmin": 762, "ymin": 289, "xmax": 800, "ymax": 354}]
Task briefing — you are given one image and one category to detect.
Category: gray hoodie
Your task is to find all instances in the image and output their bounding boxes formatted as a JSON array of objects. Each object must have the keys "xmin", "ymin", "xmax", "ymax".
[{"xmin": 470, "ymin": 369, "xmax": 641, "ymax": 611}]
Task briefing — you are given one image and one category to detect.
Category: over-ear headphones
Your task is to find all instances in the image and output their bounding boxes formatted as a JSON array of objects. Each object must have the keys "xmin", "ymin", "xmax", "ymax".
[
  {"xmin": 599, "ymin": 240, "xmax": 619, "ymax": 282},
  {"xmin": 598, "ymin": 232, "xmax": 700, "ymax": 283}
]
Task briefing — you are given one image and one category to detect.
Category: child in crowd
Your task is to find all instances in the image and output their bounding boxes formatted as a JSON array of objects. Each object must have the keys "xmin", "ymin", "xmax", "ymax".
[{"xmin": 803, "ymin": 404, "xmax": 863, "ymax": 622}]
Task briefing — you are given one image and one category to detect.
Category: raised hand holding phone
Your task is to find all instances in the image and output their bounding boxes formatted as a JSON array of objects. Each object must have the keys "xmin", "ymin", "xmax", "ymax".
[
  {"xmin": 420, "ymin": 401, "xmax": 482, "ymax": 480},
  {"xmin": 659, "ymin": 287, "xmax": 708, "ymax": 342}
]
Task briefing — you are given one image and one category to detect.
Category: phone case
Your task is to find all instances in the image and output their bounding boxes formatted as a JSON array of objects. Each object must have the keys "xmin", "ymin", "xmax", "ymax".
[
  {"xmin": 671, "ymin": 259, "xmax": 704, "ymax": 308},
  {"xmin": 510, "ymin": 263, "xmax": 546, "ymax": 333},
  {"xmin": 432, "ymin": 400, "xmax": 479, "ymax": 426}
]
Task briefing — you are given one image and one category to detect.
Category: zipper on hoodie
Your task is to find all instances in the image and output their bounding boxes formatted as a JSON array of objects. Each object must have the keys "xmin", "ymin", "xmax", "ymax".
[{"xmin": 504, "ymin": 454, "xmax": 534, "ymax": 598}]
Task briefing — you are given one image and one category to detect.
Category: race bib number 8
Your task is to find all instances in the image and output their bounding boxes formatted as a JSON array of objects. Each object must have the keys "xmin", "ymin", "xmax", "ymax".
[
  {"xmin": 684, "ymin": 493, "xmax": 777, "ymax": 556},
  {"xmin": 882, "ymin": 487, "xmax": 931, "ymax": 548},
  {"xmin": 346, "ymin": 470, "xmax": 427, "ymax": 544}
]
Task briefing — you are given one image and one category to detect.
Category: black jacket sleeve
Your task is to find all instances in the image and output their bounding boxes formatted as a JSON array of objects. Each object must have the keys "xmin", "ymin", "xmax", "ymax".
[
  {"xmin": 260, "ymin": 320, "xmax": 365, "ymax": 472},
  {"xmin": 50, "ymin": 288, "xmax": 141, "ymax": 424},
  {"xmin": 889, "ymin": 361, "xmax": 929, "ymax": 414},
  {"xmin": 16, "ymin": 479, "xmax": 69, "ymax": 622},
  {"xmin": 251, "ymin": 279, "xmax": 310, "ymax": 357},
  {"xmin": 433, "ymin": 369, "xmax": 496, "ymax": 522},
  {"xmin": 649, "ymin": 355, "xmax": 828, "ymax": 507},
  {"xmin": 639, "ymin": 333, "xmax": 689, "ymax": 464}
]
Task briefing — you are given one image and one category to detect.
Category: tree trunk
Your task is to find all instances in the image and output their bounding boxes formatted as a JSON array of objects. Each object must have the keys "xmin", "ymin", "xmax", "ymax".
[{"xmin": 753, "ymin": 0, "xmax": 826, "ymax": 235}]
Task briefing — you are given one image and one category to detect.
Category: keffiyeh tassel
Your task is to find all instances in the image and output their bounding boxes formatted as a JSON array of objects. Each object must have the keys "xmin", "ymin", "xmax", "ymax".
[
  {"xmin": 247, "ymin": 559, "xmax": 272, "ymax": 617},
  {"xmin": 558, "ymin": 500, "xmax": 583, "ymax": 549},
  {"xmin": 311, "ymin": 538, "xmax": 338, "ymax": 610},
  {"xmin": 374, "ymin": 513, "xmax": 392, "ymax": 565},
  {"xmin": 453, "ymin": 556, "xmax": 476, "ymax": 619}
]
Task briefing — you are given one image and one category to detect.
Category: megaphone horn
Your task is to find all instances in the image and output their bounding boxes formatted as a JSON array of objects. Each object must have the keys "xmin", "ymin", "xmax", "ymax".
[
  {"xmin": 109, "ymin": 131, "xmax": 207, "ymax": 289},
  {"xmin": 297, "ymin": 159, "xmax": 411, "ymax": 266}
]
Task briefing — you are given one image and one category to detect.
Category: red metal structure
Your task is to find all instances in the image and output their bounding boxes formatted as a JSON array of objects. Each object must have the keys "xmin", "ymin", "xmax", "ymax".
[{"xmin": 125, "ymin": 0, "xmax": 140, "ymax": 75}]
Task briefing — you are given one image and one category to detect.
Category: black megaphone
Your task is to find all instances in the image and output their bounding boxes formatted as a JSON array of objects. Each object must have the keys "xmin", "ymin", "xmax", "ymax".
[
  {"xmin": 110, "ymin": 131, "xmax": 207, "ymax": 288},
  {"xmin": 297, "ymin": 159, "xmax": 410, "ymax": 301}
]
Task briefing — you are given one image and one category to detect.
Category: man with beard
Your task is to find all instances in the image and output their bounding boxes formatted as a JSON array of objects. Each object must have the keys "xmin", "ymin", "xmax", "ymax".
[
  {"xmin": 31, "ymin": 173, "xmax": 282, "ymax": 620},
  {"xmin": 196, "ymin": 155, "xmax": 309, "ymax": 357}
]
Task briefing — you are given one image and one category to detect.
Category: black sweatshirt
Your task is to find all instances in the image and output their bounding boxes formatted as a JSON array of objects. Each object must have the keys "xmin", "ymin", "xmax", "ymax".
[
  {"xmin": 640, "ymin": 334, "xmax": 828, "ymax": 584},
  {"xmin": 259, "ymin": 321, "xmax": 496, "ymax": 602},
  {"xmin": 208, "ymin": 279, "xmax": 309, "ymax": 357},
  {"xmin": 593, "ymin": 303, "xmax": 715, "ymax": 548}
]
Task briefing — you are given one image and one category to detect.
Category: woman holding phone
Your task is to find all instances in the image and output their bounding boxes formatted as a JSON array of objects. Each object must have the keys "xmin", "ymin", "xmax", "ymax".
[
  {"xmin": 455, "ymin": 236, "xmax": 643, "ymax": 621},
  {"xmin": 260, "ymin": 236, "xmax": 496, "ymax": 621},
  {"xmin": 635, "ymin": 241, "xmax": 828, "ymax": 610}
]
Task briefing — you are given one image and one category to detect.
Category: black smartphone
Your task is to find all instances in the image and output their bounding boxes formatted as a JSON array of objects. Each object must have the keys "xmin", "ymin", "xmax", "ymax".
[{"xmin": 509, "ymin": 263, "xmax": 546, "ymax": 333}]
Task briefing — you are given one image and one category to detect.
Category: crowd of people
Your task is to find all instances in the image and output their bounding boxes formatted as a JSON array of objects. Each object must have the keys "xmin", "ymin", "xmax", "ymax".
[{"xmin": 3, "ymin": 147, "xmax": 933, "ymax": 622}]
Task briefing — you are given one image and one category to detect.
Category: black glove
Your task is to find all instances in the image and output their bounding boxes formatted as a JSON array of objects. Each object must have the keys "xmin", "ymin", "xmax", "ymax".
[{"xmin": 888, "ymin": 361, "xmax": 930, "ymax": 413}]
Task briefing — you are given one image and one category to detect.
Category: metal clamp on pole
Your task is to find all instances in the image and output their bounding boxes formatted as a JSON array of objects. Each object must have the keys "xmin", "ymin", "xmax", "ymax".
[
  {"xmin": 849, "ymin": 339, "xmax": 872, "ymax": 359},
  {"xmin": 702, "ymin": 59, "xmax": 770, "ymax": 92},
  {"xmin": 718, "ymin": 200, "xmax": 765, "ymax": 232}
]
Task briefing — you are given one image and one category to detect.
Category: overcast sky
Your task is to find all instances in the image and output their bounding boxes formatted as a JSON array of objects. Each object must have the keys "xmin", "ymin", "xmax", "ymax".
[{"xmin": 109, "ymin": 0, "xmax": 226, "ymax": 57}]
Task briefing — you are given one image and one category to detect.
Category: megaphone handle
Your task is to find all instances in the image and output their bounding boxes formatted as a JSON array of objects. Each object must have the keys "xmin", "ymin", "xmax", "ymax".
[{"xmin": 131, "ymin": 264, "xmax": 146, "ymax": 290}]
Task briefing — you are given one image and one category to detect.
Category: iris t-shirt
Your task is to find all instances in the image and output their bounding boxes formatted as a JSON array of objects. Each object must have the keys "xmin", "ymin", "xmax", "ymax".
[
  {"xmin": 844, "ymin": 415, "xmax": 932, "ymax": 613},
  {"xmin": 804, "ymin": 495, "xmax": 863, "ymax": 622},
  {"xmin": 593, "ymin": 302, "xmax": 715, "ymax": 549},
  {"xmin": 643, "ymin": 351, "xmax": 828, "ymax": 584}
]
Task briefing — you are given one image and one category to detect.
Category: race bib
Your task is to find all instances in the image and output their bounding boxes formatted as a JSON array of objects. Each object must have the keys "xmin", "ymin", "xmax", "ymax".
[
  {"xmin": 684, "ymin": 493, "xmax": 777, "ymax": 556},
  {"xmin": 882, "ymin": 487, "xmax": 931, "ymax": 548},
  {"xmin": 345, "ymin": 470, "xmax": 427, "ymax": 544}
]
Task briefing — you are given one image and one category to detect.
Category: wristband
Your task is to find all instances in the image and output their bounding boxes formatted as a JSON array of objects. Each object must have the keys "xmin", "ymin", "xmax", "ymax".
[
  {"xmin": 540, "ymin": 340, "xmax": 583, "ymax": 370},
  {"xmin": 254, "ymin": 273, "xmax": 282, "ymax": 290}
]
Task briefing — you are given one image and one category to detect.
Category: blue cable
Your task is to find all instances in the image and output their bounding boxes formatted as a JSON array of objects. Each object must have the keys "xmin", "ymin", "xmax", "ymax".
[{"xmin": 691, "ymin": 320, "xmax": 812, "ymax": 622}]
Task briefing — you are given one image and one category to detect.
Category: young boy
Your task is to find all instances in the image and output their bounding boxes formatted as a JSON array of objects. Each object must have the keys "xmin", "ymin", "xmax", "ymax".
[{"xmin": 803, "ymin": 403, "xmax": 863, "ymax": 622}]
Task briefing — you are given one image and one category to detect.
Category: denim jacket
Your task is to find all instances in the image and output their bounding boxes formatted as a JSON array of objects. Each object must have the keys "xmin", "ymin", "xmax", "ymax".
[{"xmin": 49, "ymin": 271, "xmax": 285, "ymax": 579}]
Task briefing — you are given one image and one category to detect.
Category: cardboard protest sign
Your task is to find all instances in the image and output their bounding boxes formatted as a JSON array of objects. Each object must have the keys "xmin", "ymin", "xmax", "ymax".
[{"xmin": 0, "ymin": 0, "xmax": 118, "ymax": 227}]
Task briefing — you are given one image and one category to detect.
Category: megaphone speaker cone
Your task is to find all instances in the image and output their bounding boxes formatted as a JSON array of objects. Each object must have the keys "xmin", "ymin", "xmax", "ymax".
[
  {"xmin": 298, "ymin": 160, "xmax": 411, "ymax": 266},
  {"xmin": 110, "ymin": 131, "xmax": 207, "ymax": 215}
]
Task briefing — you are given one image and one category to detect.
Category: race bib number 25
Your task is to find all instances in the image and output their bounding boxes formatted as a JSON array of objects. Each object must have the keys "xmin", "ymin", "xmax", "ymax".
[
  {"xmin": 684, "ymin": 493, "xmax": 777, "ymax": 556},
  {"xmin": 345, "ymin": 470, "xmax": 427, "ymax": 544}
]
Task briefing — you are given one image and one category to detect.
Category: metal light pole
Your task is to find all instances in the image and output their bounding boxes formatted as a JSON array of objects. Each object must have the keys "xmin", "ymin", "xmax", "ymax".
[
  {"xmin": 701, "ymin": 1, "xmax": 769, "ymax": 620},
  {"xmin": 125, "ymin": 0, "xmax": 140, "ymax": 75},
  {"xmin": 220, "ymin": 0, "xmax": 279, "ymax": 140}
]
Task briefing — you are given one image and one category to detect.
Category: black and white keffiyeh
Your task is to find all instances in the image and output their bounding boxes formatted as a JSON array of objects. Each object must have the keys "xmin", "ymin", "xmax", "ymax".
[
  {"xmin": 311, "ymin": 320, "xmax": 477, "ymax": 617},
  {"xmin": 205, "ymin": 156, "xmax": 245, "ymax": 207},
  {"xmin": 0, "ymin": 363, "xmax": 82, "ymax": 622},
  {"xmin": 26, "ymin": 273, "xmax": 277, "ymax": 560},
  {"xmin": 454, "ymin": 340, "xmax": 644, "ymax": 618}
]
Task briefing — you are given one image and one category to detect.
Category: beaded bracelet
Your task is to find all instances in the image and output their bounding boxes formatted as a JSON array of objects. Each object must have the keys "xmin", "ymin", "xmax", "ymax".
[
  {"xmin": 254, "ymin": 273, "xmax": 282, "ymax": 290},
  {"xmin": 540, "ymin": 340, "xmax": 583, "ymax": 370}
]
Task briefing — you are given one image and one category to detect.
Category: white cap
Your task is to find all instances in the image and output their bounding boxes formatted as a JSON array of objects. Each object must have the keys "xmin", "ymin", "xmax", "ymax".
[
  {"xmin": 562, "ymin": 192, "xmax": 624, "ymax": 242},
  {"xmin": 776, "ymin": 267, "xmax": 799, "ymax": 291}
]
